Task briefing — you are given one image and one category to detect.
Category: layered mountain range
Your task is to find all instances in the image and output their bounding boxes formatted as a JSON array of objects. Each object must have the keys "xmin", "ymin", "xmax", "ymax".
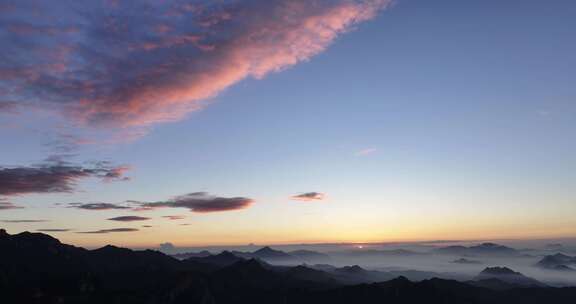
[{"xmin": 1, "ymin": 229, "xmax": 576, "ymax": 303}]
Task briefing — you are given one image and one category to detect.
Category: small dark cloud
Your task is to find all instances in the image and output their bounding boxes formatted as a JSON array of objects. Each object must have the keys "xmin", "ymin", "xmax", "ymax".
[
  {"xmin": 101, "ymin": 165, "xmax": 131, "ymax": 182},
  {"xmin": 69, "ymin": 202, "xmax": 131, "ymax": 210},
  {"xmin": 1, "ymin": 219, "xmax": 48, "ymax": 223},
  {"xmin": 36, "ymin": 229, "xmax": 71, "ymax": 232},
  {"xmin": 44, "ymin": 133, "xmax": 96, "ymax": 155},
  {"xmin": 142, "ymin": 192, "xmax": 254, "ymax": 213},
  {"xmin": 78, "ymin": 228, "xmax": 139, "ymax": 234},
  {"xmin": 291, "ymin": 192, "xmax": 325, "ymax": 201},
  {"xmin": 107, "ymin": 216, "xmax": 150, "ymax": 222},
  {"xmin": 162, "ymin": 215, "xmax": 185, "ymax": 220},
  {"xmin": 142, "ymin": 225, "xmax": 153, "ymax": 228}
]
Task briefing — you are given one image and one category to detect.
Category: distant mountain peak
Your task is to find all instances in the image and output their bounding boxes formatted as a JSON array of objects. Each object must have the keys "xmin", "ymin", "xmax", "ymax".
[
  {"xmin": 93, "ymin": 244, "xmax": 131, "ymax": 253},
  {"xmin": 475, "ymin": 266, "xmax": 546, "ymax": 287},
  {"xmin": 340, "ymin": 265, "xmax": 365, "ymax": 273},
  {"xmin": 480, "ymin": 267, "xmax": 519, "ymax": 275},
  {"xmin": 254, "ymin": 246, "xmax": 277, "ymax": 253},
  {"xmin": 536, "ymin": 253, "xmax": 576, "ymax": 271},
  {"xmin": 252, "ymin": 246, "xmax": 294, "ymax": 260},
  {"xmin": 471, "ymin": 243, "xmax": 515, "ymax": 251},
  {"xmin": 382, "ymin": 276, "xmax": 412, "ymax": 286},
  {"xmin": 552, "ymin": 253, "xmax": 572, "ymax": 259},
  {"xmin": 479, "ymin": 242, "xmax": 499, "ymax": 247},
  {"xmin": 452, "ymin": 258, "xmax": 482, "ymax": 264},
  {"xmin": 436, "ymin": 242, "xmax": 518, "ymax": 257},
  {"xmin": 183, "ymin": 250, "xmax": 245, "ymax": 268}
]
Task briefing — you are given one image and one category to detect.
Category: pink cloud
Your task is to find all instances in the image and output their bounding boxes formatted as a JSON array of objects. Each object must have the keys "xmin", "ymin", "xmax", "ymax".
[
  {"xmin": 356, "ymin": 148, "xmax": 378, "ymax": 156},
  {"xmin": 102, "ymin": 165, "xmax": 131, "ymax": 182},
  {"xmin": 0, "ymin": 0, "xmax": 390, "ymax": 130}
]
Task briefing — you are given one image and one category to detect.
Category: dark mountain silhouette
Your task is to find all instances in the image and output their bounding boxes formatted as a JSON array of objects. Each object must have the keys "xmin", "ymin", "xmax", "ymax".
[
  {"xmin": 331, "ymin": 265, "xmax": 396, "ymax": 284},
  {"xmin": 90, "ymin": 244, "xmax": 181, "ymax": 272},
  {"xmin": 535, "ymin": 253, "xmax": 576, "ymax": 271},
  {"xmin": 337, "ymin": 265, "xmax": 367, "ymax": 274},
  {"xmin": 212, "ymin": 258, "xmax": 281, "ymax": 288},
  {"xmin": 2, "ymin": 230, "xmax": 576, "ymax": 304},
  {"xmin": 388, "ymin": 269, "xmax": 469, "ymax": 281},
  {"xmin": 0, "ymin": 229, "xmax": 89, "ymax": 283},
  {"xmin": 312, "ymin": 264, "xmax": 467, "ymax": 284},
  {"xmin": 225, "ymin": 246, "xmax": 298, "ymax": 263},
  {"xmin": 469, "ymin": 243, "xmax": 520, "ymax": 256},
  {"xmin": 172, "ymin": 250, "xmax": 212, "ymax": 260},
  {"xmin": 287, "ymin": 277, "xmax": 576, "ymax": 304},
  {"xmin": 251, "ymin": 246, "xmax": 296, "ymax": 261},
  {"xmin": 184, "ymin": 251, "xmax": 245, "ymax": 267},
  {"xmin": 474, "ymin": 267, "xmax": 547, "ymax": 288},
  {"xmin": 0, "ymin": 229, "xmax": 185, "ymax": 300},
  {"xmin": 470, "ymin": 278, "xmax": 534, "ymax": 290},
  {"xmin": 435, "ymin": 242, "xmax": 520, "ymax": 257},
  {"xmin": 452, "ymin": 257, "xmax": 483, "ymax": 264},
  {"xmin": 283, "ymin": 265, "xmax": 338, "ymax": 286}
]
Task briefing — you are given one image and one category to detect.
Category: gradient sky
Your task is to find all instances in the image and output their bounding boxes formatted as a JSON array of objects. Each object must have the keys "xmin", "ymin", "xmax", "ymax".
[{"xmin": 1, "ymin": 0, "xmax": 575, "ymax": 248}]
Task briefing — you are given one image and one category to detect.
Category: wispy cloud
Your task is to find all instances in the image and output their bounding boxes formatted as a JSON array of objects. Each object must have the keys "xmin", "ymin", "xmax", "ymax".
[
  {"xmin": 0, "ymin": 199, "xmax": 23, "ymax": 210},
  {"xmin": 78, "ymin": 228, "xmax": 139, "ymax": 234},
  {"xmin": 291, "ymin": 192, "xmax": 325, "ymax": 201},
  {"xmin": 101, "ymin": 165, "xmax": 131, "ymax": 182},
  {"xmin": 142, "ymin": 192, "xmax": 254, "ymax": 213},
  {"xmin": 68, "ymin": 202, "xmax": 131, "ymax": 210},
  {"xmin": 0, "ymin": 0, "xmax": 389, "ymax": 130},
  {"xmin": 1, "ymin": 219, "xmax": 49, "ymax": 223},
  {"xmin": 107, "ymin": 216, "xmax": 150, "ymax": 222},
  {"xmin": 43, "ymin": 132, "xmax": 94, "ymax": 155},
  {"xmin": 162, "ymin": 215, "xmax": 186, "ymax": 220},
  {"xmin": 355, "ymin": 148, "xmax": 377, "ymax": 156},
  {"xmin": 36, "ymin": 229, "xmax": 71, "ymax": 232}
]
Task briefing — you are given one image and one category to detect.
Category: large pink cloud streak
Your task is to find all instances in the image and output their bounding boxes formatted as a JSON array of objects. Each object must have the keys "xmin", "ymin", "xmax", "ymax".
[{"xmin": 0, "ymin": 0, "xmax": 390, "ymax": 128}]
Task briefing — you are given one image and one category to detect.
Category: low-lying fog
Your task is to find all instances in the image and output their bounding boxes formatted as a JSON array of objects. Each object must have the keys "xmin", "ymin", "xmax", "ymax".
[{"xmin": 157, "ymin": 238, "xmax": 576, "ymax": 286}]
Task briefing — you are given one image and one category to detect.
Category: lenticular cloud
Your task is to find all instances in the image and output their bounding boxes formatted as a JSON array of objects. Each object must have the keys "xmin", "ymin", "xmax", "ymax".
[{"xmin": 0, "ymin": 0, "xmax": 389, "ymax": 128}]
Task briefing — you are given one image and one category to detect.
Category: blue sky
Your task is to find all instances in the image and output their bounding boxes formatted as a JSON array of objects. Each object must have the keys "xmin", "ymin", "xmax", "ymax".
[{"xmin": 0, "ymin": 0, "xmax": 575, "ymax": 247}]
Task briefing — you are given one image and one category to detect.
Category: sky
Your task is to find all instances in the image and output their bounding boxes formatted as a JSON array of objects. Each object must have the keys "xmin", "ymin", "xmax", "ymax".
[{"xmin": 0, "ymin": 0, "xmax": 575, "ymax": 248}]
